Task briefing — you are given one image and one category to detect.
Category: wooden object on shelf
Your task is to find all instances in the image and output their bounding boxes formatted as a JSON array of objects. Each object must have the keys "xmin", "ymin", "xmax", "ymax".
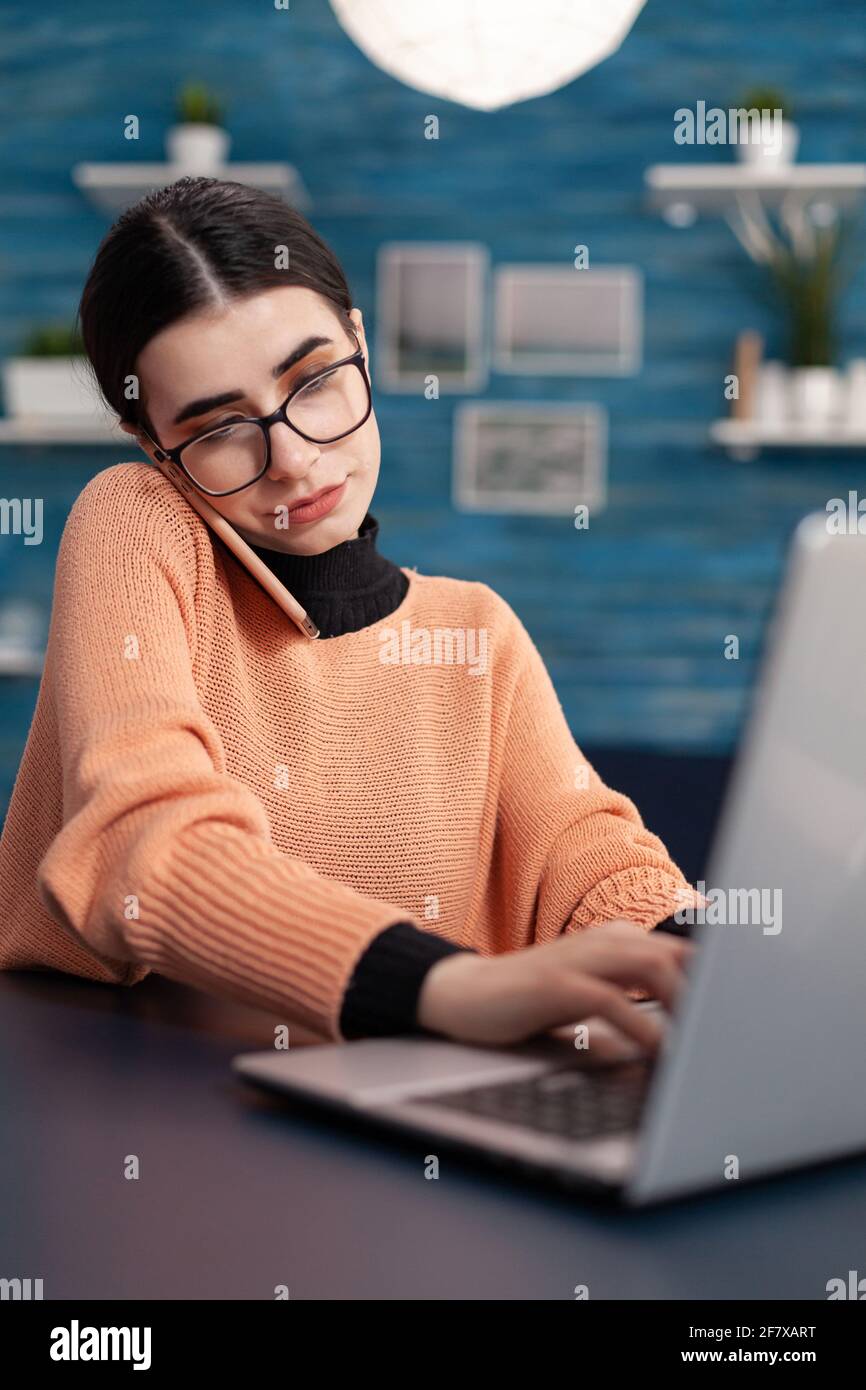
[{"xmin": 731, "ymin": 329, "xmax": 764, "ymax": 421}]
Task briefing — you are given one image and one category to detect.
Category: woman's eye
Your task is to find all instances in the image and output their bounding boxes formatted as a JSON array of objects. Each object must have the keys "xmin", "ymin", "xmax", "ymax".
[
  {"xmin": 295, "ymin": 369, "xmax": 335, "ymax": 396},
  {"xmin": 207, "ymin": 418, "xmax": 245, "ymax": 438},
  {"xmin": 298, "ymin": 375, "xmax": 326, "ymax": 395}
]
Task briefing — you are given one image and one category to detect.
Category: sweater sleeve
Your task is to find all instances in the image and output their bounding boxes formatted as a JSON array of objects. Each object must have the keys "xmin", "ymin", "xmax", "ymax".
[
  {"xmin": 34, "ymin": 471, "xmax": 428, "ymax": 1043},
  {"xmin": 493, "ymin": 603, "xmax": 707, "ymax": 945}
]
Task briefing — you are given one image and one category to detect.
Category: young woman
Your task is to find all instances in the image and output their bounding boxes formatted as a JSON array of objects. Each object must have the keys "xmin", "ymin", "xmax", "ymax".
[{"xmin": 0, "ymin": 177, "xmax": 702, "ymax": 1051}]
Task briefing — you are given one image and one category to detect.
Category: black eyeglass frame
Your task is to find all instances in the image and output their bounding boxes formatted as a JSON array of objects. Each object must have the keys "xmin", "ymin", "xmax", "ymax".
[{"xmin": 138, "ymin": 334, "xmax": 372, "ymax": 498}]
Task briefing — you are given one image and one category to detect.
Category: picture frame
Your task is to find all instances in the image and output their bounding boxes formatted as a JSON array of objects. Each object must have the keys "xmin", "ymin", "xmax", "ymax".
[
  {"xmin": 452, "ymin": 400, "xmax": 608, "ymax": 515},
  {"xmin": 375, "ymin": 242, "xmax": 489, "ymax": 392},
  {"xmin": 492, "ymin": 264, "xmax": 642, "ymax": 375}
]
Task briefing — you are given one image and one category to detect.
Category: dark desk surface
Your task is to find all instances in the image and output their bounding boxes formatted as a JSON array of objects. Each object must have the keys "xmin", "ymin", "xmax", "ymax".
[{"xmin": 2, "ymin": 969, "xmax": 864, "ymax": 1300}]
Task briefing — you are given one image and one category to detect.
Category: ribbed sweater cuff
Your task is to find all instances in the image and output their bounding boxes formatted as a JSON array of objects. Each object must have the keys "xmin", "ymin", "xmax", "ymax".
[{"xmin": 339, "ymin": 922, "xmax": 478, "ymax": 1041}]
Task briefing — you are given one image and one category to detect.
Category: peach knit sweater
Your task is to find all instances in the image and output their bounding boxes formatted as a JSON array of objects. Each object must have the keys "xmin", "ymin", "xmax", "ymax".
[{"xmin": 0, "ymin": 462, "xmax": 703, "ymax": 1040}]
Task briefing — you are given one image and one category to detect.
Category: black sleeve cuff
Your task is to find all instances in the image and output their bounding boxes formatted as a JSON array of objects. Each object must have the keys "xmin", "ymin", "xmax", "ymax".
[
  {"xmin": 339, "ymin": 921, "xmax": 478, "ymax": 1041},
  {"xmin": 653, "ymin": 912, "xmax": 689, "ymax": 935}
]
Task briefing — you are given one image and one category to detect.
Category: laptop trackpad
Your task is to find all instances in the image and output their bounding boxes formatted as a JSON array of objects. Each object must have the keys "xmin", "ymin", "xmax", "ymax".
[{"xmin": 232, "ymin": 1008, "xmax": 666, "ymax": 1109}]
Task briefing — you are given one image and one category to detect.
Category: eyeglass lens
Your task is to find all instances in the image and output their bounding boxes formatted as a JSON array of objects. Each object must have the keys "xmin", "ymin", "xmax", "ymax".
[{"xmin": 180, "ymin": 361, "xmax": 368, "ymax": 493}]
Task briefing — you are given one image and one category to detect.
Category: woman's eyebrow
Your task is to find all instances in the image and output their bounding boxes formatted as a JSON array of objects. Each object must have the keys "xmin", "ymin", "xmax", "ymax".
[{"xmin": 171, "ymin": 334, "xmax": 335, "ymax": 426}]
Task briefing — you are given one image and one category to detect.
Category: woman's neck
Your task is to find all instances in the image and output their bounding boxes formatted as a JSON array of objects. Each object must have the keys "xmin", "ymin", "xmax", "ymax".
[{"xmin": 246, "ymin": 511, "xmax": 409, "ymax": 639}]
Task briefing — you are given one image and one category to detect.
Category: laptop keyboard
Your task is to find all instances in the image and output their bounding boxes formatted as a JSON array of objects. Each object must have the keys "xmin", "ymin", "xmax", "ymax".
[{"xmin": 422, "ymin": 1060, "xmax": 653, "ymax": 1141}]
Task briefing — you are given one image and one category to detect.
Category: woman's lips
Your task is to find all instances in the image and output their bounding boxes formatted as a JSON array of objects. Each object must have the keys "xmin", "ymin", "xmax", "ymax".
[{"xmin": 271, "ymin": 480, "xmax": 348, "ymax": 525}]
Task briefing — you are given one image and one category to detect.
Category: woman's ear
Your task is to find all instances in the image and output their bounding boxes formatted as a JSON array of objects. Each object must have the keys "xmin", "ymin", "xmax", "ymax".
[{"xmin": 350, "ymin": 308, "xmax": 370, "ymax": 369}]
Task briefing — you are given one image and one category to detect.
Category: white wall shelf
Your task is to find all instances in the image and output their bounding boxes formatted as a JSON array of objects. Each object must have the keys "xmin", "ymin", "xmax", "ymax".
[
  {"xmin": 710, "ymin": 418, "xmax": 866, "ymax": 461},
  {"xmin": 645, "ymin": 163, "xmax": 866, "ymax": 226},
  {"xmin": 0, "ymin": 417, "xmax": 128, "ymax": 445},
  {"xmin": 0, "ymin": 645, "xmax": 43, "ymax": 677},
  {"xmin": 72, "ymin": 162, "xmax": 311, "ymax": 216}
]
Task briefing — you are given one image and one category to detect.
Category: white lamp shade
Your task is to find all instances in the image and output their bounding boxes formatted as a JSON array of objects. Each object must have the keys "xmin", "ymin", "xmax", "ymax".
[{"xmin": 329, "ymin": 0, "xmax": 648, "ymax": 112}]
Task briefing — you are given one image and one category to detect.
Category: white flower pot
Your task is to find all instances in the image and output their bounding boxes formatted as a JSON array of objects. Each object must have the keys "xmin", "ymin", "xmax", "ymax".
[
  {"xmin": 165, "ymin": 123, "xmax": 230, "ymax": 171},
  {"xmin": 735, "ymin": 118, "xmax": 799, "ymax": 169},
  {"xmin": 1, "ymin": 356, "xmax": 99, "ymax": 419},
  {"xmin": 753, "ymin": 361, "xmax": 790, "ymax": 425},
  {"xmin": 844, "ymin": 359, "xmax": 866, "ymax": 427},
  {"xmin": 789, "ymin": 366, "xmax": 842, "ymax": 425}
]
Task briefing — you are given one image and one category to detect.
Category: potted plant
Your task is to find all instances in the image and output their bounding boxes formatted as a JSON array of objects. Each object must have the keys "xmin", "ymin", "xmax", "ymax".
[
  {"xmin": 767, "ymin": 218, "xmax": 853, "ymax": 423},
  {"xmin": 165, "ymin": 81, "xmax": 230, "ymax": 171},
  {"xmin": 731, "ymin": 197, "xmax": 862, "ymax": 426},
  {"xmin": 1, "ymin": 322, "xmax": 99, "ymax": 420},
  {"xmin": 735, "ymin": 86, "xmax": 798, "ymax": 169}
]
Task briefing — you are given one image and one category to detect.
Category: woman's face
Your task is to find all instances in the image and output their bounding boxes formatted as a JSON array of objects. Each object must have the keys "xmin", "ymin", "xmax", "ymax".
[{"xmin": 125, "ymin": 285, "xmax": 380, "ymax": 554}]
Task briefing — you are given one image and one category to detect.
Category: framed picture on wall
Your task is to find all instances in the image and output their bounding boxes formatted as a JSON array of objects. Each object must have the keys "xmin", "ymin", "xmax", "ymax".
[
  {"xmin": 492, "ymin": 264, "xmax": 642, "ymax": 374},
  {"xmin": 452, "ymin": 401, "xmax": 607, "ymax": 515},
  {"xmin": 375, "ymin": 242, "xmax": 489, "ymax": 392}
]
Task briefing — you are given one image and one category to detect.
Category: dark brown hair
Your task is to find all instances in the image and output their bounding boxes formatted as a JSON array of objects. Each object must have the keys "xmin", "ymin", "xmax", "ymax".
[{"xmin": 76, "ymin": 176, "xmax": 356, "ymax": 434}]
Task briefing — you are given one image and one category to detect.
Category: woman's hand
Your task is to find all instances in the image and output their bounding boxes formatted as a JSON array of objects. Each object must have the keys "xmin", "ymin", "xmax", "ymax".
[{"xmin": 416, "ymin": 919, "xmax": 694, "ymax": 1054}]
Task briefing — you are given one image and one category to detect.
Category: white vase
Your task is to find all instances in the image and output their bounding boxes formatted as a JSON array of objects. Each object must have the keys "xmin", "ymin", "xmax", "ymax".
[
  {"xmin": 735, "ymin": 118, "xmax": 799, "ymax": 169},
  {"xmin": 844, "ymin": 359, "xmax": 866, "ymax": 428},
  {"xmin": 753, "ymin": 361, "xmax": 790, "ymax": 425},
  {"xmin": 165, "ymin": 123, "xmax": 230, "ymax": 171},
  {"xmin": 789, "ymin": 366, "xmax": 842, "ymax": 425},
  {"xmin": 1, "ymin": 356, "xmax": 99, "ymax": 419}
]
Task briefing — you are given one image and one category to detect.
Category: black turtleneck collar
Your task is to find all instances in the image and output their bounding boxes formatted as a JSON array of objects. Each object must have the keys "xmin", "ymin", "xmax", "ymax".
[{"xmin": 247, "ymin": 511, "xmax": 410, "ymax": 639}]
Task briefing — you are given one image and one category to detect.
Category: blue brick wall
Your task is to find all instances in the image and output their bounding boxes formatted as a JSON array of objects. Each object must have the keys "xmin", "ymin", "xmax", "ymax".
[{"xmin": 1, "ymin": 0, "xmax": 865, "ymax": 808}]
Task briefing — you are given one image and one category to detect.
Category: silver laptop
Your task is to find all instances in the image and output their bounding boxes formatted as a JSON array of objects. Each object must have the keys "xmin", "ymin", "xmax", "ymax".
[{"xmin": 233, "ymin": 511, "xmax": 866, "ymax": 1206}]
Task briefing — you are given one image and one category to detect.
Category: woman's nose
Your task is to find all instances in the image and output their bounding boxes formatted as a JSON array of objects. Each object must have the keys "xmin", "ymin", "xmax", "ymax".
[{"xmin": 265, "ymin": 421, "xmax": 321, "ymax": 480}]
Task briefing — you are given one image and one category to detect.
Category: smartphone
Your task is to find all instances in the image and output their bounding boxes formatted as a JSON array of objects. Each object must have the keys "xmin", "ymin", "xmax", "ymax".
[{"xmin": 149, "ymin": 456, "xmax": 319, "ymax": 639}]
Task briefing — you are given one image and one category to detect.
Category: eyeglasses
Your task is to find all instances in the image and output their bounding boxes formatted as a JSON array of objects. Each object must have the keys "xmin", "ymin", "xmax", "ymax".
[{"xmin": 139, "ymin": 333, "xmax": 373, "ymax": 497}]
